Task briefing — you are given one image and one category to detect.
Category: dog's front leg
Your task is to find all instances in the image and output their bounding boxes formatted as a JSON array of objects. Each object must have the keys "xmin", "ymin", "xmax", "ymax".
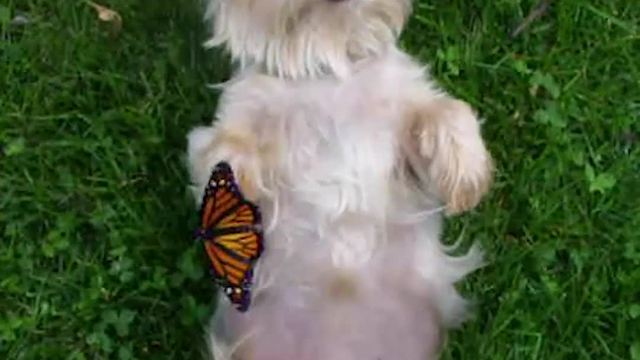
[
  {"xmin": 407, "ymin": 96, "xmax": 494, "ymax": 215},
  {"xmin": 187, "ymin": 120, "xmax": 267, "ymax": 202}
]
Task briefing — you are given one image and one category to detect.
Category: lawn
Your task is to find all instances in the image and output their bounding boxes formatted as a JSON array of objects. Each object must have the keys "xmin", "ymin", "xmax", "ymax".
[{"xmin": 0, "ymin": 0, "xmax": 638, "ymax": 359}]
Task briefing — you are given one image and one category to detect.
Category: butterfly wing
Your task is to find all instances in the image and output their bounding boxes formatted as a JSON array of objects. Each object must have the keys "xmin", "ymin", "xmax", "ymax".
[
  {"xmin": 196, "ymin": 162, "xmax": 263, "ymax": 312},
  {"xmin": 213, "ymin": 202, "xmax": 263, "ymax": 259},
  {"xmin": 203, "ymin": 241, "xmax": 253, "ymax": 312}
]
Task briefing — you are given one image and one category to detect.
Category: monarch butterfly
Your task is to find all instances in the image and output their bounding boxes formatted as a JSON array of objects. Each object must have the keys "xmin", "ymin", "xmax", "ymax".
[{"xmin": 194, "ymin": 161, "xmax": 264, "ymax": 312}]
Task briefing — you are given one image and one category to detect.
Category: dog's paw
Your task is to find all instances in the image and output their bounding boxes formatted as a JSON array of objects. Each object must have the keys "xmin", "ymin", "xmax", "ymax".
[
  {"xmin": 187, "ymin": 126, "xmax": 265, "ymax": 203},
  {"xmin": 416, "ymin": 98, "xmax": 493, "ymax": 215},
  {"xmin": 233, "ymin": 165, "xmax": 261, "ymax": 202}
]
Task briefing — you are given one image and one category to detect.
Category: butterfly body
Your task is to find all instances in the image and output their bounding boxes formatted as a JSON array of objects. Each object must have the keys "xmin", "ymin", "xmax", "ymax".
[{"xmin": 194, "ymin": 162, "xmax": 264, "ymax": 312}]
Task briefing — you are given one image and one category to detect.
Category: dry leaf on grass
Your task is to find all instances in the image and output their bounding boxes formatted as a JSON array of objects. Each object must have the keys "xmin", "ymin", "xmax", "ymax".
[{"xmin": 87, "ymin": 1, "xmax": 122, "ymax": 33}]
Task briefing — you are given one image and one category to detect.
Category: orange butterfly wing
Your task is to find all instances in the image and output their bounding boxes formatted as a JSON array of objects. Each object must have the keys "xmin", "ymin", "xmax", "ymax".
[{"xmin": 196, "ymin": 162, "xmax": 263, "ymax": 312}]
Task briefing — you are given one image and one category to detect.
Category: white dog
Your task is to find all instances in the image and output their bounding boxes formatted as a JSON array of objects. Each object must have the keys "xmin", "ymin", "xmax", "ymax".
[{"xmin": 187, "ymin": 0, "xmax": 493, "ymax": 359}]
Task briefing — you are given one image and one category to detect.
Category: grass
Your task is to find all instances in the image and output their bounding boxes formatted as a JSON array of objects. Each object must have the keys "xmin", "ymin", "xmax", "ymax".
[{"xmin": 0, "ymin": 0, "xmax": 638, "ymax": 359}]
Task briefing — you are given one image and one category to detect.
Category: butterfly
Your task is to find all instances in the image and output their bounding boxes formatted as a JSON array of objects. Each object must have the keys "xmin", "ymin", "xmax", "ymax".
[{"xmin": 194, "ymin": 161, "xmax": 264, "ymax": 312}]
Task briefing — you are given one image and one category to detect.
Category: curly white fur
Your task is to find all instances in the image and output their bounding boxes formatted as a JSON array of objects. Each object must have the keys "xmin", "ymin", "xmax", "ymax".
[
  {"xmin": 188, "ymin": 0, "xmax": 493, "ymax": 359},
  {"xmin": 204, "ymin": 0, "xmax": 411, "ymax": 79}
]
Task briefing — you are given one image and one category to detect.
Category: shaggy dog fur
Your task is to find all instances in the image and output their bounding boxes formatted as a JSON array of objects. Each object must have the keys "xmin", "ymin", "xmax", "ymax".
[{"xmin": 187, "ymin": 0, "xmax": 494, "ymax": 359}]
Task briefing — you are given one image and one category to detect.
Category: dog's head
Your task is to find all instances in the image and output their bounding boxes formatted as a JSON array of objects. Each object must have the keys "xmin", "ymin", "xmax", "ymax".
[{"xmin": 205, "ymin": 0, "xmax": 411, "ymax": 78}]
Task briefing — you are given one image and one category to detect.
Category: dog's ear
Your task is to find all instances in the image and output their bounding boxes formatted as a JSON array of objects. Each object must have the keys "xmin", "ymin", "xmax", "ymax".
[{"xmin": 404, "ymin": 97, "xmax": 494, "ymax": 215}]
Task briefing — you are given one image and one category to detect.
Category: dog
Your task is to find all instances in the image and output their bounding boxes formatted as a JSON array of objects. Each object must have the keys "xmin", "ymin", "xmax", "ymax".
[{"xmin": 187, "ymin": 0, "xmax": 494, "ymax": 359}]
